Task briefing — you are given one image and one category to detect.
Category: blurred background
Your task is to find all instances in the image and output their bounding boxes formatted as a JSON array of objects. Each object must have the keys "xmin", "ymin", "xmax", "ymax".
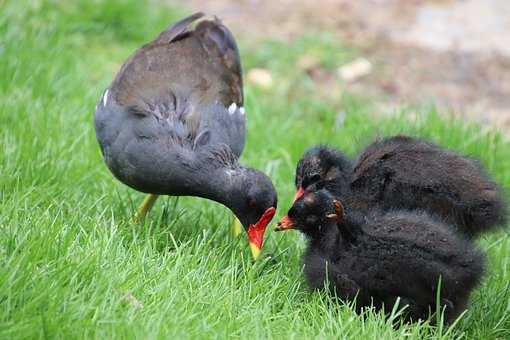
[{"xmin": 190, "ymin": 0, "xmax": 510, "ymax": 130}]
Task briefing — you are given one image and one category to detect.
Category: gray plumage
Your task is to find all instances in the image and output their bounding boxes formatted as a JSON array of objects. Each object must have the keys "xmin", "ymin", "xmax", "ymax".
[{"xmin": 94, "ymin": 13, "xmax": 277, "ymax": 231}]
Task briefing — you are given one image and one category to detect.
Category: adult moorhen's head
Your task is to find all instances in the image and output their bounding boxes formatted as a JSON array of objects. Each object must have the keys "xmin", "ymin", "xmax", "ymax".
[{"xmin": 226, "ymin": 168, "xmax": 277, "ymax": 258}]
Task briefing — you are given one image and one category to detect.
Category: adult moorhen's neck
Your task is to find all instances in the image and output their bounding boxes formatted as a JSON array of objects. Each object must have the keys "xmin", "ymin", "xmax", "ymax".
[
  {"xmin": 185, "ymin": 157, "xmax": 248, "ymax": 215},
  {"xmin": 200, "ymin": 168, "xmax": 243, "ymax": 203}
]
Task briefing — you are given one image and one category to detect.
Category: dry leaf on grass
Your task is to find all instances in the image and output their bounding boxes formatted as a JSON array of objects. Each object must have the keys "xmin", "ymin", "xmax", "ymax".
[
  {"xmin": 247, "ymin": 68, "xmax": 273, "ymax": 88},
  {"xmin": 338, "ymin": 58, "xmax": 372, "ymax": 82}
]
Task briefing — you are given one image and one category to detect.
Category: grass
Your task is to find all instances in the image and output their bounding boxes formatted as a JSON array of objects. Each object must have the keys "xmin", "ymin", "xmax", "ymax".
[{"xmin": 1, "ymin": 0, "xmax": 509, "ymax": 338}]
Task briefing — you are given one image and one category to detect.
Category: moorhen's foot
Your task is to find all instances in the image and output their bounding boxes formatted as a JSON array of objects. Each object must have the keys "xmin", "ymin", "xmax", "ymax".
[{"xmin": 134, "ymin": 194, "xmax": 159, "ymax": 222}]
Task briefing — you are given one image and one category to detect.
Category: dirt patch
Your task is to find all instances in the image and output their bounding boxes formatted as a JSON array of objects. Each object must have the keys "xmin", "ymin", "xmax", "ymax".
[{"xmin": 188, "ymin": 0, "xmax": 510, "ymax": 129}]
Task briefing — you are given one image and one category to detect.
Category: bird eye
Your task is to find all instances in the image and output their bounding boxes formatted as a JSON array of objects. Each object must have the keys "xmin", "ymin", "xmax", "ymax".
[
  {"xmin": 309, "ymin": 174, "xmax": 321, "ymax": 183},
  {"xmin": 303, "ymin": 173, "xmax": 321, "ymax": 188}
]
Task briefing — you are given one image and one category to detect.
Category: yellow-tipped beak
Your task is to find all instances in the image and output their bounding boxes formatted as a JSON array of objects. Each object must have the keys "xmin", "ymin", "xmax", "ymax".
[
  {"xmin": 246, "ymin": 207, "xmax": 276, "ymax": 261},
  {"xmin": 249, "ymin": 242, "xmax": 261, "ymax": 260},
  {"xmin": 232, "ymin": 216, "xmax": 243, "ymax": 237}
]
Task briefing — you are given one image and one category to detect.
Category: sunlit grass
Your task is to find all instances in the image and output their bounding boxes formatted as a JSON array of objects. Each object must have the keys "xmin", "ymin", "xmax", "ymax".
[{"xmin": 1, "ymin": 1, "xmax": 508, "ymax": 338}]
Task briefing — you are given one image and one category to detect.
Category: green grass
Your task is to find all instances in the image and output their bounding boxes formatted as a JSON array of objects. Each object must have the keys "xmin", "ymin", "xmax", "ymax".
[{"xmin": 1, "ymin": 1, "xmax": 509, "ymax": 338}]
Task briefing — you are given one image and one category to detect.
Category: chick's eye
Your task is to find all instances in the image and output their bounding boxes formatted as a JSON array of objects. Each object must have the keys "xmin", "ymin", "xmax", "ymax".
[
  {"xmin": 310, "ymin": 174, "xmax": 321, "ymax": 184},
  {"xmin": 303, "ymin": 173, "xmax": 321, "ymax": 188}
]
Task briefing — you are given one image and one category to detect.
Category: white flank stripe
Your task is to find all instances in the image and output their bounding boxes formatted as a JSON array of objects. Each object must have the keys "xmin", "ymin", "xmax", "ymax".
[
  {"xmin": 102, "ymin": 89, "xmax": 109, "ymax": 106},
  {"xmin": 228, "ymin": 102, "xmax": 237, "ymax": 115}
]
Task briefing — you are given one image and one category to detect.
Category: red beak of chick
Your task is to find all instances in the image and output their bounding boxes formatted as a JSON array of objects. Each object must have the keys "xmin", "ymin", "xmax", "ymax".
[
  {"xmin": 247, "ymin": 207, "xmax": 276, "ymax": 259},
  {"xmin": 293, "ymin": 186, "xmax": 305, "ymax": 203},
  {"xmin": 275, "ymin": 215, "xmax": 294, "ymax": 231},
  {"xmin": 273, "ymin": 186, "xmax": 303, "ymax": 231}
]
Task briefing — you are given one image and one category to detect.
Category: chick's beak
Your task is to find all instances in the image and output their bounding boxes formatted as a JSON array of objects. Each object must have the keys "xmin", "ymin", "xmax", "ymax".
[
  {"xmin": 293, "ymin": 187, "xmax": 305, "ymax": 203},
  {"xmin": 275, "ymin": 215, "xmax": 294, "ymax": 231},
  {"xmin": 247, "ymin": 207, "xmax": 276, "ymax": 260}
]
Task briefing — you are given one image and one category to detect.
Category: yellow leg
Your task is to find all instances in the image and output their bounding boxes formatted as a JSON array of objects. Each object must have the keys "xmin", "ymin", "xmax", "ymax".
[
  {"xmin": 134, "ymin": 194, "xmax": 159, "ymax": 222},
  {"xmin": 232, "ymin": 215, "xmax": 243, "ymax": 236}
]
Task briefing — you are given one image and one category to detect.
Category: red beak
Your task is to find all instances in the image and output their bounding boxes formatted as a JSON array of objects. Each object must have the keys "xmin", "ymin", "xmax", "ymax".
[
  {"xmin": 275, "ymin": 215, "xmax": 294, "ymax": 231},
  {"xmin": 247, "ymin": 207, "xmax": 276, "ymax": 258},
  {"xmin": 293, "ymin": 187, "xmax": 305, "ymax": 203}
]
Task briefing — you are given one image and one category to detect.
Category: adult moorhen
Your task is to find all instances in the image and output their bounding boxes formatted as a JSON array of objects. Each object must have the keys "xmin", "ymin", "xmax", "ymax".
[
  {"xmin": 292, "ymin": 136, "xmax": 507, "ymax": 238},
  {"xmin": 277, "ymin": 189, "xmax": 486, "ymax": 323},
  {"xmin": 94, "ymin": 13, "xmax": 277, "ymax": 259}
]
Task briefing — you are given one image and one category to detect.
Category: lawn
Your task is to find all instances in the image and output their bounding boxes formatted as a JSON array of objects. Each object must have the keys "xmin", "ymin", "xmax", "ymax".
[{"xmin": 1, "ymin": 1, "xmax": 509, "ymax": 339}]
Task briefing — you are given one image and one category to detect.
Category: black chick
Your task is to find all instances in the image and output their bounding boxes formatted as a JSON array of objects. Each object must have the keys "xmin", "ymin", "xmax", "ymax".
[
  {"xmin": 294, "ymin": 145, "xmax": 352, "ymax": 201},
  {"xmin": 277, "ymin": 189, "xmax": 486, "ymax": 323},
  {"xmin": 293, "ymin": 136, "xmax": 507, "ymax": 238}
]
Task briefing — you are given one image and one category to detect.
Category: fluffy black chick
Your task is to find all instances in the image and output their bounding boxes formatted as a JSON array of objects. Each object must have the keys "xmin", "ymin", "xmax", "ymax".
[
  {"xmin": 277, "ymin": 189, "xmax": 486, "ymax": 323},
  {"xmin": 294, "ymin": 145, "xmax": 352, "ymax": 200},
  {"xmin": 294, "ymin": 136, "xmax": 507, "ymax": 238}
]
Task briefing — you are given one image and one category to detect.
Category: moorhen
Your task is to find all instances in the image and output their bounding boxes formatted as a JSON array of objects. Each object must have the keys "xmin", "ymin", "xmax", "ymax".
[
  {"xmin": 94, "ymin": 13, "xmax": 277, "ymax": 259},
  {"xmin": 277, "ymin": 189, "xmax": 486, "ymax": 323},
  {"xmin": 292, "ymin": 136, "xmax": 507, "ymax": 238},
  {"xmin": 294, "ymin": 145, "xmax": 352, "ymax": 203}
]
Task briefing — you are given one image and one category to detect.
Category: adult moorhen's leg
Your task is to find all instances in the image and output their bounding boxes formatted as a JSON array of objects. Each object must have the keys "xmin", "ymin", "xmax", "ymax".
[{"xmin": 134, "ymin": 194, "xmax": 159, "ymax": 222}]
